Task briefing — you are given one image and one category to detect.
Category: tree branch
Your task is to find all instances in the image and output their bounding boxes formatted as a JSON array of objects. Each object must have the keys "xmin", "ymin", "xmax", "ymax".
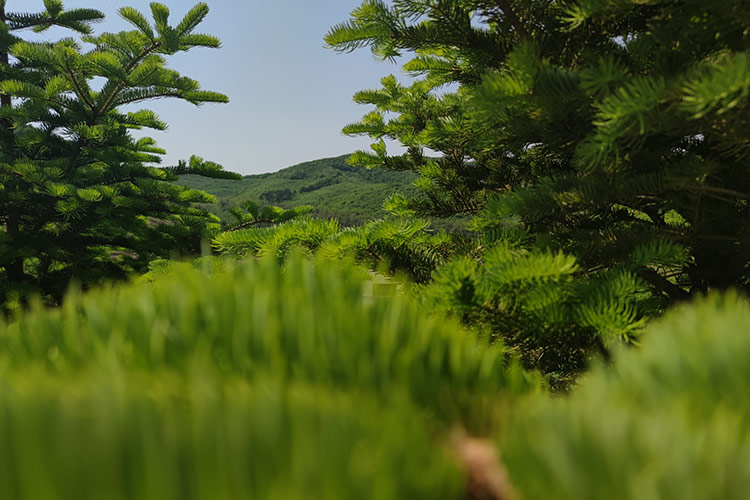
[
  {"xmin": 227, "ymin": 219, "xmax": 275, "ymax": 232},
  {"xmin": 639, "ymin": 268, "xmax": 690, "ymax": 301},
  {"xmin": 65, "ymin": 64, "xmax": 95, "ymax": 111},
  {"xmin": 98, "ymin": 42, "xmax": 161, "ymax": 115}
]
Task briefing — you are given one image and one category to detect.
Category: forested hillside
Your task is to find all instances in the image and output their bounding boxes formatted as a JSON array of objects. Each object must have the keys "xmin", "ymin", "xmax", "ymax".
[{"xmin": 178, "ymin": 155, "xmax": 419, "ymax": 225}]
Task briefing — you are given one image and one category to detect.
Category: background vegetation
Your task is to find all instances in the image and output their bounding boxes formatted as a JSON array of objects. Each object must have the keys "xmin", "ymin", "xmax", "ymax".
[{"xmin": 177, "ymin": 155, "xmax": 419, "ymax": 226}]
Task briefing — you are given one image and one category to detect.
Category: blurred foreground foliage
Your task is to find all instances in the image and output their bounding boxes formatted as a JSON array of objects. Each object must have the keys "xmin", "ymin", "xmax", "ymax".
[
  {"xmin": 504, "ymin": 292, "xmax": 750, "ymax": 499},
  {"xmin": 0, "ymin": 258, "xmax": 748, "ymax": 498},
  {"xmin": 0, "ymin": 256, "xmax": 538, "ymax": 500}
]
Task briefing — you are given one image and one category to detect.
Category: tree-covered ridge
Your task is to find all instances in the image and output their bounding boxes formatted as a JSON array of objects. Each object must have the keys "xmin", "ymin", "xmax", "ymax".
[{"xmin": 177, "ymin": 155, "xmax": 419, "ymax": 226}]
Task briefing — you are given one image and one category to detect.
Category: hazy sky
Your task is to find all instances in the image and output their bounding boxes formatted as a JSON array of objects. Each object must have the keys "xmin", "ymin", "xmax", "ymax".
[{"xmin": 9, "ymin": 0, "xmax": 402, "ymax": 174}]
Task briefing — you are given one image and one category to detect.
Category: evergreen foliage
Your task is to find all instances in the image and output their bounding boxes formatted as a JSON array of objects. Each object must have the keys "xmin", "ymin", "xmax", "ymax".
[
  {"xmin": 213, "ymin": 216, "xmax": 457, "ymax": 283},
  {"xmin": 419, "ymin": 236, "xmax": 647, "ymax": 382},
  {"xmin": 504, "ymin": 292, "xmax": 750, "ymax": 499},
  {"xmin": 0, "ymin": 256, "xmax": 539, "ymax": 499},
  {"xmin": 224, "ymin": 200, "xmax": 314, "ymax": 231},
  {"xmin": 0, "ymin": 1, "xmax": 746, "ymax": 495},
  {"xmin": 259, "ymin": 188, "xmax": 294, "ymax": 204},
  {"xmin": 0, "ymin": 255, "xmax": 746, "ymax": 498},
  {"xmin": 214, "ymin": 217, "xmax": 341, "ymax": 260},
  {"xmin": 325, "ymin": 0, "xmax": 750, "ymax": 376},
  {"xmin": 326, "ymin": 0, "xmax": 750, "ymax": 300},
  {"xmin": 214, "ymin": 213, "xmax": 643, "ymax": 383},
  {"xmin": 0, "ymin": 2, "xmax": 235, "ymax": 308}
]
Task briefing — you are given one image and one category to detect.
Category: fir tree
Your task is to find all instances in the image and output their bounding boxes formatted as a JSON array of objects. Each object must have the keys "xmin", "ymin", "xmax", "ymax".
[
  {"xmin": 0, "ymin": 1, "xmax": 237, "ymax": 307},
  {"xmin": 326, "ymin": 0, "xmax": 750, "ymax": 300},
  {"xmin": 325, "ymin": 0, "xmax": 750, "ymax": 379}
]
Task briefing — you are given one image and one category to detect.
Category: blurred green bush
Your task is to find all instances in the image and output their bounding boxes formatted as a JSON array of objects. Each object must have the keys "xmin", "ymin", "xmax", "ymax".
[
  {"xmin": 0, "ymin": 256, "xmax": 538, "ymax": 500},
  {"xmin": 2, "ymin": 257, "xmax": 747, "ymax": 499},
  {"xmin": 504, "ymin": 293, "xmax": 750, "ymax": 499}
]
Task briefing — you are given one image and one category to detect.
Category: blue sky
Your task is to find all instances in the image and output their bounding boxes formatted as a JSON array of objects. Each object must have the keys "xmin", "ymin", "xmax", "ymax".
[{"xmin": 10, "ymin": 0, "xmax": 402, "ymax": 174}]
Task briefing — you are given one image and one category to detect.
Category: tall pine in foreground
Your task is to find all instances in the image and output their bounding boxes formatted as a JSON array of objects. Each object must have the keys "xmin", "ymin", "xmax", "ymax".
[
  {"xmin": 0, "ymin": 1, "xmax": 237, "ymax": 308},
  {"xmin": 326, "ymin": 0, "xmax": 750, "ymax": 298},
  {"xmin": 325, "ymin": 0, "xmax": 750, "ymax": 379}
]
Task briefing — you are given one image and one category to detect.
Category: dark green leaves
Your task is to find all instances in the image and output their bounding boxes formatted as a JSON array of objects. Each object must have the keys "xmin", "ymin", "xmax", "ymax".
[
  {"xmin": 5, "ymin": 3, "xmax": 104, "ymax": 34},
  {"xmin": 150, "ymin": 3, "xmax": 170, "ymax": 35},
  {"xmin": 325, "ymin": 0, "xmax": 406, "ymax": 60},
  {"xmin": 180, "ymin": 33, "xmax": 221, "ymax": 50}
]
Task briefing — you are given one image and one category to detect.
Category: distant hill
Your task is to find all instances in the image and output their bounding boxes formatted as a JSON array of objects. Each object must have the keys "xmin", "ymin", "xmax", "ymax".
[{"xmin": 177, "ymin": 155, "xmax": 419, "ymax": 226}]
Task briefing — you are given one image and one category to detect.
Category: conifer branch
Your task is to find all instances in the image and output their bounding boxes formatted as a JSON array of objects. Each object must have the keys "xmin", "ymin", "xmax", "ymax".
[
  {"xmin": 638, "ymin": 269, "xmax": 689, "ymax": 300},
  {"xmin": 97, "ymin": 41, "xmax": 161, "ymax": 115},
  {"xmin": 64, "ymin": 63, "xmax": 95, "ymax": 111}
]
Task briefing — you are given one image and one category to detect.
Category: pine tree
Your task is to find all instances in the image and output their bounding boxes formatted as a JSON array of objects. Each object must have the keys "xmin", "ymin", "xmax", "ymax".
[
  {"xmin": 326, "ymin": 0, "xmax": 750, "ymax": 300},
  {"xmin": 0, "ymin": 1, "xmax": 238, "ymax": 307},
  {"xmin": 325, "ymin": 0, "xmax": 750, "ymax": 379}
]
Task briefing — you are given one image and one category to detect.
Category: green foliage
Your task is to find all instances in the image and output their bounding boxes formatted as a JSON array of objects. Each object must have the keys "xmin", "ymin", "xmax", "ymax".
[
  {"xmin": 214, "ymin": 208, "xmax": 651, "ymax": 381},
  {"xmin": 1, "ymin": 239, "xmax": 746, "ymax": 499},
  {"xmin": 326, "ymin": 0, "xmax": 750, "ymax": 377},
  {"xmin": 224, "ymin": 200, "xmax": 314, "ymax": 231},
  {"xmin": 213, "ymin": 212, "xmax": 644, "ymax": 384},
  {"xmin": 0, "ymin": 376, "xmax": 466, "ymax": 500},
  {"xmin": 504, "ymin": 292, "xmax": 750, "ymax": 499},
  {"xmin": 0, "ymin": 2, "xmax": 234, "ymax": 307},
  {"xmin": 420, "ymin": 239, "xmax": 648, "ymax": 384},
  {"xmin": 3, "ymin": 1, "xmax": 103, "ymax": 33},
  {"xmin": 327, "ymin": 0, "xmax": 750, "ymax": 298},
  {"xmin": 213, "ymin": 217, "xmax": 340, "ymax": 259},
  {"xmin": 164, "ymin": 155, "xmax": 241, "ymax": 181},
  {"xmin": 0, "ymin": 256, "xmax": 540, "ymax": 499},
  {"xmin": 2, "ymin": 256, "xmax": 536, "ymax": 419},
  {"xmin": 0, "ymin": 3, "xmax": 745, "ymax": 496},
  {"xmin": 213, "ymin": 216, "xmax": 456, "ymax": 283},
  {"xmin": 259, "ymin": 188, "xmax": 294, "ymax": 204}
]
